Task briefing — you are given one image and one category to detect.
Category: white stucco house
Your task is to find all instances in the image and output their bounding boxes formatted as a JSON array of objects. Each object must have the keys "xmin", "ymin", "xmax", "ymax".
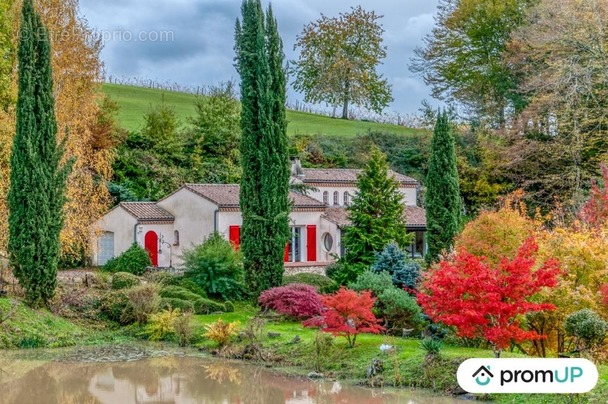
[{"xmin": 91, "ymin": 161, "xmax": 427, "ymax": 269}]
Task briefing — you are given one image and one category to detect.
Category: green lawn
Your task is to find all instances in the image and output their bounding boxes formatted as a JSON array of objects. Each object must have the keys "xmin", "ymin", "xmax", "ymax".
[
  {"xmin": 102, "ymin": 83, "xmax": 423, "ymax": 138},
  {"xmin": 191, "ymin": 307, "xmax": 608, "ymax": 402}
]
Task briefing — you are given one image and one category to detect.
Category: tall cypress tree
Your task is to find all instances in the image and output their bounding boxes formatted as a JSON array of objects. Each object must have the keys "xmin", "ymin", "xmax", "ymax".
[
  {"xmin": 425, "ymin": 111, "xmax": 461, "ymax": 263},
  {"xmin": 8, "ymin": 0, "xmax": 72, "ymax": 307},
  {"xmin": 235, "ymin": 0, "xmax": 290, "ymax": 297}
]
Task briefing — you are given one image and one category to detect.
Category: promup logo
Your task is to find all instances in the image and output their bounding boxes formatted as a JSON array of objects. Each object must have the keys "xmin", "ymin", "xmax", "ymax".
[
  {"xmin": 457, "ymin": 358, "xmax": 598, "ymax": 394},
  {"xmin": 472, "ymin": 365, "xmax": 494, "ymax": 386}
]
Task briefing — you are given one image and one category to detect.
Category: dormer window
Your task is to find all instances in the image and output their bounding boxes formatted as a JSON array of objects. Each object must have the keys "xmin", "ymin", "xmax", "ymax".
[
  {"xmin": 323, "ymin": 191, "xmax": 329, "ymax": 205},
  {"xmin": 333, "ymin": 191, "xmax": 339, "ymax": 206}
]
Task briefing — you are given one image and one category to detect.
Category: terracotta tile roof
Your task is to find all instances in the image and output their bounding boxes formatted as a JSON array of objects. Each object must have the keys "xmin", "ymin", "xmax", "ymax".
[
  {"xmin": 301, "ymin": 168, "xmax": 418, "ymax": 185},
  {"xmin": 184, "ymin": 184, "xmax": 325, "ymax": 209},
  {"xmin": 120, "ymin": 202, "xmax": 174, "ymax": 222},
  {"xmin": 322, "ymin": 206, "xmax": 426, "ymax": 229}
]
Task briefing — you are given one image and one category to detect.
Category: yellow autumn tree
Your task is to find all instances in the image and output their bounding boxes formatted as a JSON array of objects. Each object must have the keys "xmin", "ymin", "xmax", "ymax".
[
  {"xmin": 454, "ymin": 190, "xmax": 539, "ymax": 265},
  {"xmin": 528, "ymin": 227, "xmax": 608, "ymax": 356},
  {"xmin": 0, "ymin": 0, "xmax": 113, "ymax": 263},
  {"xmin": 0, "ymin": 0, "xmax": 18, "ymax": 257}
]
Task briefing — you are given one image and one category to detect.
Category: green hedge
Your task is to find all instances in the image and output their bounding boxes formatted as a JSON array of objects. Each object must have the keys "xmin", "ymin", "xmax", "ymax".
[
  {"xmin": 103, "ymin": 243, "xmax": 151, "ymax": 275},
  {"xmin": 111, "ymin": 272, "xmax": 141, "ymax": 290},
  {"xmin": 282, "ymin": 273, "xmax": 338, "ymax": 294},
  {"xmin": 160, "ymin": 298, "xmax": 195, "ymax": 313}
]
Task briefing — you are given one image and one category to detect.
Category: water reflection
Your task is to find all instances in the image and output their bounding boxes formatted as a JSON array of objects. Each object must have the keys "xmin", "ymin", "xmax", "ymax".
[{"xmin": 0, "ymin": 355, "xmax": 461, "ymax": 404}]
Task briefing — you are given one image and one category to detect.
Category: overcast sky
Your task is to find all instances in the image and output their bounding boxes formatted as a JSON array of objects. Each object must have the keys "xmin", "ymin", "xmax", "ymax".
[{"xmin": 79, "ymin": 0, "xmax": 440, "ymax": 115}]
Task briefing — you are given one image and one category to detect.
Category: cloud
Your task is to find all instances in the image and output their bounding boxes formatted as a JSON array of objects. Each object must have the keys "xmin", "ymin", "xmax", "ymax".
[{"xmin": 80, "ymin": 0, "xmax": 440, "ymax": 114}]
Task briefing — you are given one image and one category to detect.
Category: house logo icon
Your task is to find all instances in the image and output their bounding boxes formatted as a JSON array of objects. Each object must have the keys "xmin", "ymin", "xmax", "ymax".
[{"xmin": 472, "ymin": 365, "xmax": 494, "ymax": 386}]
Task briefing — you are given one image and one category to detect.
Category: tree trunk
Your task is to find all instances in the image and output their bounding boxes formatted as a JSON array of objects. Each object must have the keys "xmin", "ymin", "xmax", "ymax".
[
  {"xmin": 341, "ymin": 98, "xmax": 349, "ymax": 119},
  {"xmin": 341, "ymin": 79, "xmax": 350, "ymax": 119}
]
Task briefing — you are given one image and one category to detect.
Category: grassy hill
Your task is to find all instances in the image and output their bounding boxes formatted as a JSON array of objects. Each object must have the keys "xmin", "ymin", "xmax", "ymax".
[{"xmin": 102, "ymin": 83, "xmax": 422, "ymax": 137}]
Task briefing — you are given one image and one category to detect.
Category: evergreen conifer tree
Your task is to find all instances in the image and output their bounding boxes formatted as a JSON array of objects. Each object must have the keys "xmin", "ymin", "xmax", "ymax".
[
  {"xmin": 339, "ymin": 147, "xmax": 413, "ymax": 284},
  {"xmin": 8, "ymin": 0, "xmax": 72, "ymax": 307},
  {"xmin": 235, "ymin": 0, "xmax": 290, "ymax": 297},
  {"xmin": 425, "ymin": 110, "xmax": 462, "ymax": 262}
]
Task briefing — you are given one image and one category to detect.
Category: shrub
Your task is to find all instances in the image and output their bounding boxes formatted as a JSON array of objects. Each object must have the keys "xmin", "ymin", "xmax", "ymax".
[
  {"xmin": 349, "ymin": 270, "xmax": 394, "ymax": 297},
  {"xmin": 127, "ymin": 283, "xmax": 161, "ymax": 323},
  {"xmin": 111, "ymin": 272, "xmax": 141, "ymax": 290},
  {"xmin": 160, "ymin": 298, "xmax": 194, "ymax": 313},
  {"xmin": 145, "ymin": 271, "xmax": 174, "ymax": 286},
  {"xmin": 103, "ymin": 243, "xmax": 151, "ymax": 275},
  {"xmin": 224, "ymin": 301, "xmax": 235, "ymax": 312},
  {"xmin": 420, "ymin": 337, "xmax": 442, "ymax": 356},
  {"xmin": 173, "ymin": 311, "xmax": 194, "ymax": 347},
  {"xmin": 98, "ymin": 290, "xmax": 135, "ymax": 324},
  {"xmin": 160, "ymin": 286, "xmax": 203, "ymax": 302},
  {"xmin": 258, "ymin": 284, "xmax": 323, "ymax": 319},
  {"xmin": 283, "ymin": 273, "xmax": 339, "ymax": 294},
  {"xmin": 193, "ymin": 298, "xmax": 226, "ymax": 314},
  {"xmin": 303, "ymin": 287, "xmax": 385, "ymax": 347},
  {"xmin": 183, "ymin": 233, "xmax": 244, "ymax": 301},
  {"xmin": 326, "ymin": 260, "xmax": 365, "ymax": 286},
  {"xmin": 565, "ymin": 309, "xmax": 608, "ymax": 350},
  {"xmin": 371, "ymin": 242, "xmax": 421, "ymax": 290},
  {"xmin": 176, "ymin": 278, "xmax": 208, "ymax": 298},
  {"xmin": 377, "ymin": 288, "xmax": 425, "ymax": 334},
  {"xmin": 204, "ymin": 319, "xmax": 240, "ymax": 347},
  {"xmin": 146, "ymin": 307, "xmax": 180, "ymax": 341}
]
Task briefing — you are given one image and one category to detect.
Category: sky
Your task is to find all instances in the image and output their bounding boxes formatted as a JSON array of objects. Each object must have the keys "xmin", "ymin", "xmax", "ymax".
[{"xmin": 79, "ymin": 0, "xmax": 441, "ymax": 116}]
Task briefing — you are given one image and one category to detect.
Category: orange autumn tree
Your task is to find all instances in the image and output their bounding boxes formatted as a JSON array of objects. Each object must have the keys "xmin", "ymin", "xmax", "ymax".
[
  {"xmin": 418, "ymin": 237, "xmax": 560, "ymax": 358},
  {"xmin": 0, "ymin": 0, "xmax": 114, "ymax": 262},
  {"xmin": 455, "ymin": 190, "xmax": 538, "ymax": 265}
]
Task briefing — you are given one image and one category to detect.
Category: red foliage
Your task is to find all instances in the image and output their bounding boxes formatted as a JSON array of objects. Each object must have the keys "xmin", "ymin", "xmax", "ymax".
[
  {"xmin": 258, "ymin": 284, "xmax": 323, "ymax": 319},
  {"xmin": 578, "ymin": 164, "xmax": 608, "ymax": 230},
  {"xmin": 417, "ymin": 237, "xmax": 560, "ymax": 356},
  {"xmin": 600, "ymin": 284, "xmax": 608, "ymax": 307},
  {"xmin": 303, "ymin": 287, "xmax": 385, "ymax": 347}
]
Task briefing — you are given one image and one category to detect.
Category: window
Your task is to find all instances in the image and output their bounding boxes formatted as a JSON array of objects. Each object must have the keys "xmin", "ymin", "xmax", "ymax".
[
  {"xmin": 343, "ymin": 191, "xmax": 350, "ymax": 206},
  {"xmin": 323, "ymin": 191, "xmax": 329, "ymax": 205},
  {"xmin": 287, "ymin": 227, "xmax": 303, "ymax": 262},
  {"xmin": 173, "ymin": 230, "xmax": 180, "ymax": 246},
  {"xmin": 333, "ymin": 191, "xmax": 339, "ymax": 205},
  {"xmin": 322, "ymin": 233, "xmax": 333, "ymax": 252}
]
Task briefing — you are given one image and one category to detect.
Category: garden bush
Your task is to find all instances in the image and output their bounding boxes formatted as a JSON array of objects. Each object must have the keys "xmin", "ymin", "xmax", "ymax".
[
  {"xmin": 126, "ymin": 283, "xmax": 161, "ymax": 323},
  {"xmin": 283, "ymin": 273, "xmax": 338, "ymax": 294},
  {"xmin": 146, "ymin": 308, "xmax": 180, "ymax": 341},
  {"xmin": 258, "ymin": 284, "xmax": 323, "ymax": 319},
  {"xmin": 103, "ymin": 243, "xmax": 151, "ymax": 275},
  {"xmin": 193, "ymin": 298, "xmax": 226, "ymax": 314},
  {"xmin": 183, "ymin": 233, "xmax": 244, "ymax": 301},
  {"xmin": 173, "ymin": 311, "xmax": 194, "ymax": 347},
  {"xmin": 565, "ymin": 309, "xmax": 608, "ymax": 349},
  {"xmin": 377, "ymin": 287, "xmax": 425, "ymax": 334},
  {"xmin": 224, "ymin": 300, "xmax": 235, "ymax": 312},
  {"xmin": 111, "ymin": 272, "xmax": 141, "ymax": 290},
  {"xmin": 325, "ymin": 260, "xmax": 365, "ymax": 286},
  {"xmin": 204, "ymin": 319, "xmax": 240, "ymax": 347},
  {"xmin": 349, "ymin": 270, "xmax": 394, "ymax": 297},
  {"xmin": 160, "ymin": 298, "xmax": 194, "ymax": 313},
  {"xmin": 98, "ymin": 290, "xmax": 135, "ymax": 324},
  {"xmin": 160, "ymin": 286, "xmax": 203, "ymax": 302},
  {"xmin": 371, "ymin": 242, "xmax": 421, "ymax": 290}
]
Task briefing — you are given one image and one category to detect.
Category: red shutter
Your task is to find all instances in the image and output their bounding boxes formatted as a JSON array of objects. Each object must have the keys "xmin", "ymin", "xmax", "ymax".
[
  {"xmin": 307, "ymin": 225, "xmax": 317, "ymax": 262},
  {"xmin": 229, "ymin": 226, "xmax": 240, "ymax": 250},
  {"xmin": 284, "ymin": 243, "xmax": 290, "ymax": 262}
]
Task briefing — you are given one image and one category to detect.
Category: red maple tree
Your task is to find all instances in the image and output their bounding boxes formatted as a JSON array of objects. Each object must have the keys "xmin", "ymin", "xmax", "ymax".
[
  {"xmin": 303, "ymin": 287, "xmax": 385, "ymax": 347},
  {"xmin": 578, "ymin": 163, "xmax": 608, "ymax": 230},
  {"xmin": 417, "ymin": 237, "xmax": 560, "ymax": 357}
]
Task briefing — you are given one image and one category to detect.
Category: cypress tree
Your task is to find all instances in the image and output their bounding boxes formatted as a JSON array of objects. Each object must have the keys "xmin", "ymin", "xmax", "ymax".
[
  {"xmin": 425, "ymin": 110, "xmax": 462, "ymax": 263},
  {"xmin": 235, "ymin": 0, "xmax": 290, "ymax": 297},
  {"xmin": 340, "ymin": 146, "xmax": 413, "ymax": 284},
  {"xmin": 8, "ymin": 0, "xmax": 72, "ymax": 307}
]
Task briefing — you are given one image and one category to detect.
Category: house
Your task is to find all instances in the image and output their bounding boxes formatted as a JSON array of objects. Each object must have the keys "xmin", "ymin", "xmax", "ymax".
[{"xmin": 92, "ymin": 162, "xmax": 426, "ymax": 269}]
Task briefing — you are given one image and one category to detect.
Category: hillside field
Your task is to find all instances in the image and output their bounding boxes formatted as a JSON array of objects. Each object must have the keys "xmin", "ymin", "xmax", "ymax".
[{"xmin": 102, "ymin": 84, "xmax": 423, "ymax": 137}]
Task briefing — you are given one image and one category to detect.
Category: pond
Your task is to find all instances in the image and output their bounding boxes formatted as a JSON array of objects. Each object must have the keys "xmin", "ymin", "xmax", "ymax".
[{"xmin": 0, "ymin": 345, "xmax": 462, "ymax": 404}]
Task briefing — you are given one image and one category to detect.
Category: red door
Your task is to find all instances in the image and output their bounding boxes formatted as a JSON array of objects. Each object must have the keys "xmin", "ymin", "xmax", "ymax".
[
  {"xmin": 306, "ymin": 225, "xmax": 317, "ymax": 262},
  {"xmin": 144, "ymin": 231, "xmax": 158, "ymax": 266},
  {"xmin": 229, "ymin": 226, "xmax": 241, "ymax": 250}
]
